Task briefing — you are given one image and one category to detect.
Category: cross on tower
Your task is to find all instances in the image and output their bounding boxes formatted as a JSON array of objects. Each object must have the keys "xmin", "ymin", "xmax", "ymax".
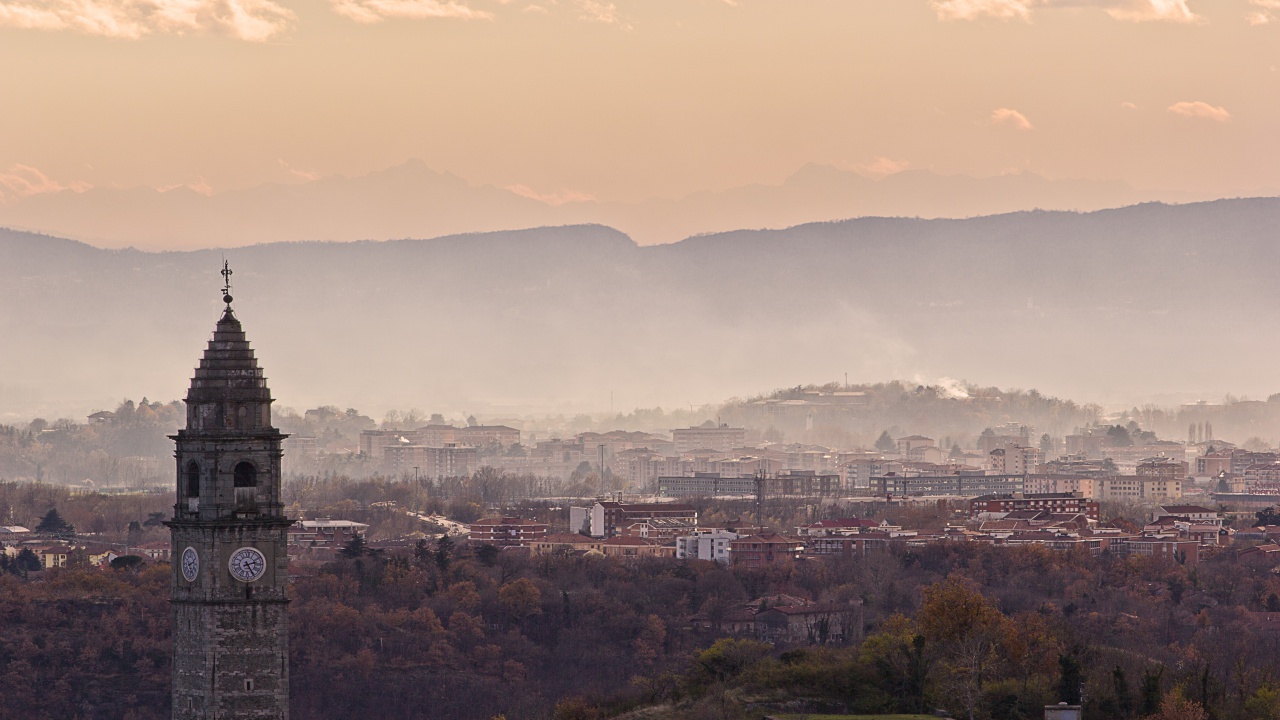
[{"xmin": 221, "ymin": 260, "xmax": 234, "ymax": 305}]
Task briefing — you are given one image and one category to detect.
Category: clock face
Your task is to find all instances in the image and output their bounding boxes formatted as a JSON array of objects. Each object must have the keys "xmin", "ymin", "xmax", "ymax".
[
  {"xmin": 181, "ymin": 547, "xmax": 199, "ymax": 582},
  {"xmin": 228, "ymin": 547, "xmax": 267, "ymax": 583}
]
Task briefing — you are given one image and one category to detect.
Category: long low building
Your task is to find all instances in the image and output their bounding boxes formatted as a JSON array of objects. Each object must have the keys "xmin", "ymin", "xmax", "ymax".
[
  {"xmin": 468, "ymin": 516, "xmax": 548, "ymax": 547},
  {"xmin": 570, "ymin": 501, "xmax": 698, "ymax": 538},
  {"xmin": 969, "ymin": 493, "xmax": 1100, "ymax": 521},
  {"xmin": 659, "ymin": 474, "xmax": 757, "ymax": 497},
  {"xmin": 872, "ymin": 474, "xmax": 1026, "ymax": 497}
]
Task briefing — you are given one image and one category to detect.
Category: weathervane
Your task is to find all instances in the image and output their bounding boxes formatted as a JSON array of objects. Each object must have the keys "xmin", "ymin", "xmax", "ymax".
[{"xmin": 221, "ymin": 259, "xmax": 234, "ymax": 305}]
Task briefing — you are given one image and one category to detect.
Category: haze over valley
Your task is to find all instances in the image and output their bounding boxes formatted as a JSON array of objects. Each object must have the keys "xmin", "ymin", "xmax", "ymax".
[{"xmin": 3, "ymin": 197, "xmax": 1279, "ymax": 422}]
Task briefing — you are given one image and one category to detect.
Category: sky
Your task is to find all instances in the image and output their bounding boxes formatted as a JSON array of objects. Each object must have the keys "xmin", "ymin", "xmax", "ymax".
[{"xmin": 0, "ymin": 0, "xmax": 1276, "ymax": 212}]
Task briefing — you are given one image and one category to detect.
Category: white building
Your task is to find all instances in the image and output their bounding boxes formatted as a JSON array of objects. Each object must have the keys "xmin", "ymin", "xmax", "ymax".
[
  {"xmin": 675, "ymin": 530, "xmax": 740, "ymax": 565},
  {"xmin": 989, "ymin": 446, "xmax": 1041, "ymax": 475}
]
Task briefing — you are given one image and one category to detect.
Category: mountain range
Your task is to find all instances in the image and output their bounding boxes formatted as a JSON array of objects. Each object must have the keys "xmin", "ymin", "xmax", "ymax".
[
  {"xmin": 2, "ymin": 197, "xmax": 1279, "ymax": 421},
  {"xmin": 0, "ymin": 159, "xmax": 1218, "ymax": 250}
]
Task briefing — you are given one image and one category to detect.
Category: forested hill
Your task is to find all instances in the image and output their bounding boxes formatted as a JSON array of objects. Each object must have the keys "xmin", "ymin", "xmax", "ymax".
[{"xmin": 2, "ymin": 198, "xmax": 1280, "ymax": 420}]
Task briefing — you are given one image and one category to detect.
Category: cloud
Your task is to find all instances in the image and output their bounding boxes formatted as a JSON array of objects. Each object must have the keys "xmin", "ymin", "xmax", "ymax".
[
  {"xmin": 990, "ymin": 107, "xmax": 1033, "ymax": 130},
  {"xmin": 931, "ymin": 0, "xmax": 1198, "ymax": 23},
  {"xmin": 575, "ymin": 0, "xmax": 629, "ymax": 28},
  {"xmin": 278, "ymin": 159, "xmax": 321, "ymax": 182},
  {"xmin": 157, "ymin": 177, "xmax": 214, "ymax": 195},
  {"xmin": 858, "ymin": 157, "xmax": 911, "ymax": 178},
  {"xmin": 506, "ymin": 183, "xmax": 596, "ymax": 205},
  {"xmin": 1167, "ymin": 100, "xmax": 1230, "ymax": 122},
  {"xmin": 932, "ymin": 0, "xmax": 1035, "ymax": 20},
  {"xmin": 1121, "ymin": 101, "xmax": 1137, "ymax": 109},
  {"xmin": 1105, "ymin": 0, "xmax": 1196, "ymax": 22},
  {"xmin": 0, "ymin": 164, "xmax": 90, "ymax": 203},
  {"xmin": 0, "ymin": 0, "xmax": 294, "ymax": 40},
  {"xmin": 1249, "ymin": 0, "xmax": 1280, "ymax": 24},
  {"xmin": 332, "ymin": 0, "xmax": 491, "ymax": 23}
]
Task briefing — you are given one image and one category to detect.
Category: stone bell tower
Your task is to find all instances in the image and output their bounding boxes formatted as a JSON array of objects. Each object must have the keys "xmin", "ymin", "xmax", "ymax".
[{"xmin": 167, "ymin": 263, "xmax": 290, "ymax": 720}]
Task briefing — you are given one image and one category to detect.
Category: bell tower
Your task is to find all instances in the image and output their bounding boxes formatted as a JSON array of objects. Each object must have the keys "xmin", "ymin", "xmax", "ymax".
[{"xmin": 168, "ymin": 263, "xmax": 290, "ymax": 720}]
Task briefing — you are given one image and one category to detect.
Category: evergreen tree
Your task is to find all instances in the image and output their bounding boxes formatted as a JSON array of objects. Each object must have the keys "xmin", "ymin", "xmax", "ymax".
[
  {"xmin": 1141, "ymin": 668, "xmax": 1165, "ymax": 716},
  {"xmin": 1113, "ymin": 665, "xmax": 1134, "ymax": 719},
  {"xmin": 339, "ymin": 533, "xmax": 367, "ymax": 558},
  {"xmin": 14, "ymin": 547, "xmax": 41, "ymax": 573},
  {"xmin": 875, "ymin": 431, "xmax": 896, "ymax": 453},
  {"xmin": 1058, "ymin": 654, "xmax": 1083, "ymax": 704},
  {"xmin": 36, "ymin": 508, "xmax": 73, "ymax": 535},
  {"xmin": 435, "ymin": 532, "xmax": 454, "ymax": 573}
]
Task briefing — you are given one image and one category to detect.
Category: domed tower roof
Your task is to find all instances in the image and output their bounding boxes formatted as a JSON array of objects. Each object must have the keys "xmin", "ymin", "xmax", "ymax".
[{"xmin": 183, "ymin": 272, "xmax": 276, "ymax": 435}]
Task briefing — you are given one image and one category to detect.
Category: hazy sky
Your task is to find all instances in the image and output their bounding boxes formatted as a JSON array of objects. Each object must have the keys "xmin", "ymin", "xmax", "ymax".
[{"xmin": 0, "ymin": 0, "xmax": 1276, "ymax": 212}]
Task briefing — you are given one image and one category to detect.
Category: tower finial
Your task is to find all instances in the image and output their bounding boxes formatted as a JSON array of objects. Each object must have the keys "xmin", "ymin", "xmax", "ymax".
[{"xmin": 221, "ymin": 258, "xmax": 234, "ymax": 305}]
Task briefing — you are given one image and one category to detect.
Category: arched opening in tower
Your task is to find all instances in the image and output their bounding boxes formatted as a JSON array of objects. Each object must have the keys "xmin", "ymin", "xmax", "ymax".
[
  {"xmin": 234, "ymin": 462, "xmax": 258, "ymax": 488},
  {"xmin": 186, "ymin": 461, "xmax": 200, "ymax": 497}
]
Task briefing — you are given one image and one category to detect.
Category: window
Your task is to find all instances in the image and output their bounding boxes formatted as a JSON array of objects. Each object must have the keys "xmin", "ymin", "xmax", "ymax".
[
  {"xmin": 186, "ymin": 461, "xmax": 200, "ymax": 497},
  {"xmin": 234, "ymin": 462, "xmax": 257, "ymax": 488}
]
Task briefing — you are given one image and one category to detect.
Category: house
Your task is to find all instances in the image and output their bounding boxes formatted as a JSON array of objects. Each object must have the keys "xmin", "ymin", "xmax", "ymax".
[
  {"xmin": 528, "ymin": 533, "xmax": 605, "ymax": 556},
  {"xmin": 28, "ymin": 544, "xmax": 71, "ymax": 569},
  {"xmin": 802, "ymin": 530, "xmax": 916, "ymax": 557},
  {"xmin": 83, "ymin": 545, "xmax": 120, "ymax": 567},
  {"xmin": 691, "ymin": 595, "xmax": 860, "ymax": 645},
  {"xmin": 288, "ymin": 519, "xmax": 370, "ymax": 548},
  {"xmin": 675, "ymin": 530, "xmax": 740, "ymax": 565},
  {"xmin": 1111, "ymin": 537, "xmax": 1199, "ymax": 565},
  {"xmin": 1238, "ymin": 543, "xmax": 1280, "ymax": 564},
  {"xmin": 134, "ymin": 541, "xmax": 172, "ymax": 561},
  {"xmin": 729, "ymin": 532, "xmax": 803, "ymax": 570},
  {"xmin": 600, "ymin": 536, "xmax": 676, "ymax": 559},
  {"xmin": 755, "ymin": 603, "xmax": 860, "ymax": 645},
  {"xmin": 1153, "ymin": 505, "xmax": 1222, "ymax": 526}
]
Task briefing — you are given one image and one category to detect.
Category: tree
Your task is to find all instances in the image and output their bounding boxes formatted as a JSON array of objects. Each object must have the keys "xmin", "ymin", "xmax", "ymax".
[
  {"xmin": 1057, "ymin": 654, "xmax": 1083, "ymax": 704},
  {"xmin": 36, "ymin": 508, "xmax": 73, "ymax": 535},
  {"xmin": 1105, "ymin": 425, "xmax": 1133, "ymax": 447},
  {"xmin": 860, "ymin": 615, "xmax": 930, "ymax": 713},
  {"xmin": 1113, "ymin": 665, "xmax": 1134, "ymax": 720},
  {"xmin": 1141, "ymin": 667, "xmax": 1165, "ymax": 716},
  {"xmin": 1040, "ymin": 433, "xmax": 1054, "ymax": 456},
  {"xmin": 919, "ymin": 577, "xmax": 1004, "ymax": 720},
  {"xmin": 875, "ymin": 431, "xmax": 896, "ymax": 453},
  {"xmin": 339, "ymin": 534, "xmax": 367, "ymax": 558},
  {"xmin": 475, "ymin": 543, "xmax": 500, "ymax": 567},
  {"xmin": 498, "ymin": 578, "xmax": 542, "ymax": 622},
  {"xmin": 1150, "ymin": 693, "xmax": 1208, "ymax": 720},
  {"xmin": 435, "ymin": 532, "xmax": 454, "ymax": 574},
  {"xmin": 13, "ymin": 548, "xmax": 41, "ymax": 573},
  {"xmin": 1257, "ymin": 507, "xmax": 1280, "ymax": 527},
  {"xmin": 1243, "ymin": 684, "xmax": 1280, "ymax": 720},
  {"xmin": 110, "ymin": 555, "xmax": 146, "ymax": 571},
  {"xmin": 413, "ymin": 538, "xmax": 432, "ymax": 567}
]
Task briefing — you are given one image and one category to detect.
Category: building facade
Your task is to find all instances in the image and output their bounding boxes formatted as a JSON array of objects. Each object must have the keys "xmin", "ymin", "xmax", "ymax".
[
  {"xmin": 468, "ymin": 516, "xmax": 549, "ymax": 547},
  {"xmin": 672, "ymin": 424, "xmax": 746, "ymax": 454}
]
